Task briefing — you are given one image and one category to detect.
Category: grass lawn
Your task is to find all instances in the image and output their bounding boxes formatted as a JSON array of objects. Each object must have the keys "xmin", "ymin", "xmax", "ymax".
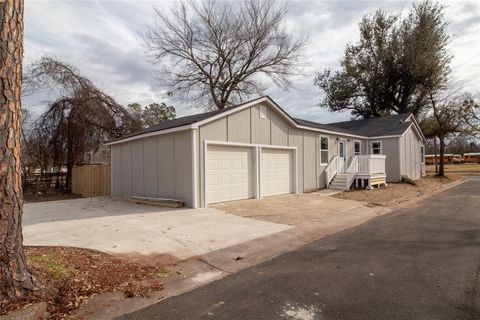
[{"xmin": 426, "ymin": 163, "xmax": 480, "ymax": 173}]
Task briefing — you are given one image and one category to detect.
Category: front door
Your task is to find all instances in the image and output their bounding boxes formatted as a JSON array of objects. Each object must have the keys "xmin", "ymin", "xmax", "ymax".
[{"xmin": 338, "ymin": 141, "xmax": 347, "ymax": 172}]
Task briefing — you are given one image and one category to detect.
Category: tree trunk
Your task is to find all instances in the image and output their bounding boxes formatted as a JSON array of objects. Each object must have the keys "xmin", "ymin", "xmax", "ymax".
[
  {"xmin": 433, "ymin": 137, "xmax": 438, "ymax": 174},
  {"xmin": 438, "ymin": 137, "xmax": 446, "ymax": 177},
  {"xmin": 0, "ymin": 0, "xmax": 36, "ymax": 306}
]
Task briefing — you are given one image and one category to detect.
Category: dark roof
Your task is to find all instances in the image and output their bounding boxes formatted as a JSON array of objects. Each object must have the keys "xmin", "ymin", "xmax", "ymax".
[
  {"xmin": 293, "ymin": 118, "xmax": 361, "ymax": 135},
  {"xmin": 109, "ymin": 96, "xmax": 414, "ymax": 143},
  {"xmin": 108, "ymin": 98, "xmax": 258, "ymax": 142},
  {"xmin": 326, "ymin": 113, "xmax": 412, "ymax": 136}
]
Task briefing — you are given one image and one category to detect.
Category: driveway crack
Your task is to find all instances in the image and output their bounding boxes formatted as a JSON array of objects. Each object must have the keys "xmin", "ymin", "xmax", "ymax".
[{"xmin": 197, "ymin": 257, "xmax": 233, "ymax": 274}]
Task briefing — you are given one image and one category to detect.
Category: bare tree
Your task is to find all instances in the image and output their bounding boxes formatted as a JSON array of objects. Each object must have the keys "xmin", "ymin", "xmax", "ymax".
[
  {"xmin": 25, "ymin": 57, "xmax": 141, "ymax": 190},
  {"xmin": 461, "ymin": 95, "xmax": 480, "ymax": 136},
  {"xmin": 420, "ymin": 91, "xmax": 474, "ymax": 176},
  {"xmin": 144, "ymin": 0, "xmax": 306, "ymax": 110},
  {"xmin": 0, "ymin": 0, "xmax": 36, "ymax": 306}
]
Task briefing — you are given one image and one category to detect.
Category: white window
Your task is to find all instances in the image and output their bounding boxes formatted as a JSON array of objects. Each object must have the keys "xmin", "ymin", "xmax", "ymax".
[
  {"xmin": 420, "ymin": 145, "xmax": 425, "ymax": 163},
  {"xmin": 354, "ymin": 141, "xmax": 361, "ymax": 155},
  {"xmin": 259, "ymin": 105, "xmax": 267, "ymax": 119},
  {"xmin": 320, "ymin": 136, "xmax": 329, "ymax": 164},
  {"xmin": 371, "ymin": 141, "xmax": 382, "ymax": 154}
]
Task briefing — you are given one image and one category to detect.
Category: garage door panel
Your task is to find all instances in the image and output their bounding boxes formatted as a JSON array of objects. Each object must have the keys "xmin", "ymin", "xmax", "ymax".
[
  {"xmin": 261, "ymin": 148, "xmax": 293, "ymax": 197},
  {"xmin": 207, "ymin": 145, "xmax": 254, "ymax": 204}
]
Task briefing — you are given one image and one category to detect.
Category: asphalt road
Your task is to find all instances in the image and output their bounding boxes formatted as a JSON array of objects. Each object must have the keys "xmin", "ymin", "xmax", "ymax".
[{"xmin": 119, "ymin": 177, "xmax": 480, "ymax": 320}]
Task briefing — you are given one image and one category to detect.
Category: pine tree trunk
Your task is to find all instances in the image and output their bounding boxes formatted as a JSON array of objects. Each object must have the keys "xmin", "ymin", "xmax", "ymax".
[
  {"xmin": 0, "ymin": 0, "xmax": 36, "ymax": 306},
  {"xmin": 438, "ymin": 137, "xmax": 446, "ymax": 177}
]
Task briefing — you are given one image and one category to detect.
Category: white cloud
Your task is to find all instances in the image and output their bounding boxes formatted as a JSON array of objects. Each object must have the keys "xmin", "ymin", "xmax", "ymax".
[{"xmin": 23, "ymin": 0, "xmax": 480, "ymax": 124}]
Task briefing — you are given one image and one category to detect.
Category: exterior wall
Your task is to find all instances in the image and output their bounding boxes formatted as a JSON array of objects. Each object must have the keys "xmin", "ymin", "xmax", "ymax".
[
  {"xmin": 197, "ymin": 102, "xmax": 370, "ymax": 205},
  {"xmin": 112, "ymin": 101, "xmax": 425, "ymax": 208},
  {"xmin": 303, "ymin": 131, "xmax": 317, "ymax": 191},
  {"xmin": 400, "ymin": 126, "xmax": 424, "ymax": 180},
  {"xmin": 288, "ymin": 128, "xmax": 304, "ymax": 192},
  {"xmin": 368, "ymin": 137, "xmax": 401, "ymax": 182},
  {"xmin": 111, "ymin": 130, "xmax": 193, "ymax": 207}
]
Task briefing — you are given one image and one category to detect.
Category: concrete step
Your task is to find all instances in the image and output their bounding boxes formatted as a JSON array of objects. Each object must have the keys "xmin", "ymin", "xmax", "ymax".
[
  {"xmin": 331, "ymin": 183, "xmax": 347, "ymax": 188},
  {"xmin": 129, "ymin": 196, "xmax": 184, "ymax": 208},
  {"xmin": 329, "ymin": 185, "xmax": 347, "ymax": 190}
]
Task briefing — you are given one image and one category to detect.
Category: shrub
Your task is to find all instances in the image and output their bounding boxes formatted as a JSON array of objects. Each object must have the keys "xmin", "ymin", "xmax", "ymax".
[{"xmin": 401, "ymin": 176, "xmax": 416, "ymax": 185}]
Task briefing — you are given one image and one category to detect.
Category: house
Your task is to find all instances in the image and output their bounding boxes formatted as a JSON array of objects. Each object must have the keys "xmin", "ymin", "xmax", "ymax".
[{"xmin": 106, "ymin": 96, "xmax": 426, "ymax": 208}]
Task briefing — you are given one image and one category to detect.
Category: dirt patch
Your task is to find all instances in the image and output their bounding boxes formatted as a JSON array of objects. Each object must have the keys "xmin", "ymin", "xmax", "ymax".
[
  {"xmin": 426, "ymin": 164, "xmax": 480, "ymax": 173},
  {"xmin": 2, "ymin": 246, "xmax": 164, "ymax": 319},
  {"xmin": 333, "ymin": 174, "xmax": 463, "ymax": 206},
  {"xmin": 24, "ymin": 192, "xmax": 82, "ymax": 203}
]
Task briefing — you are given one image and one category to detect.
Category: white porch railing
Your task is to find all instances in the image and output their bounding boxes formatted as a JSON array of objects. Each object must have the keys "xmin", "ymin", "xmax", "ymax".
[
  {"xmin": 325, "ymin": 155, "xmax": 338, "ymax": 187},
  {"xmin": 326, "ymin": 154, "xmax": 386, "ymax": 189},
  {"xmin": 345, "ymin": 155, "xmax": 359, "ymax": 188},
  {"xmin": 357, "ymin": 155, "xmax": 386, "ymax": 175}
]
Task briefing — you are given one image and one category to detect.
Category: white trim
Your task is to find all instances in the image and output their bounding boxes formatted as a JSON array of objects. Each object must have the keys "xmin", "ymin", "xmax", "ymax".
[
  {"xmin": 370, "ymin": 140, "xmax": 383, "ymax": 154},
  {"xmin": 407, "ymin": 115, "xmax": 427, "ymax": 142},
  {"xmin": 259, "ymin": 105, "xmax": 267, "ymax": 119},
  {"xmin": 354, "ymin": 140, "xmax": 361, "ymax": 155},
  {"xmin": 205, "ymin": 140, "xmax": 297, "ymax": 150},
  {"xmin": 255, "ymin": 146, "xmax": 260, "ymax": 198},
  {"xmin": 105, "ymin": 125, "xmax": 193, "ymax": 146},
  {"xmin": 337, "ymin": 139, "xmax": 347, "ymax": 173},
  {"xmin": 367, "ymin": 135, "xmax": 402, "ymax": 139},
  {"xmin": 191, "ymin": 129, "xmax": 198, "ymax": 208},
  {"xmin": 110, "ymin": 147, "xmax": 114, "ymax": 196},
  {"xmin": 296, "ymin": 125, "xmax": 366, "ymax": 139},
  {"xmin": 319, "ymin": 135, "xmax": 329, "ymax": 165}
]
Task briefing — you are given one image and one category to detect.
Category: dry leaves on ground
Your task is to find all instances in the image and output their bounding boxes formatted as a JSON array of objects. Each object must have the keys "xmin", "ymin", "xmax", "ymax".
[{"xmin": 2, "ymin": 246, "xmax": 164, "ymax": 319}]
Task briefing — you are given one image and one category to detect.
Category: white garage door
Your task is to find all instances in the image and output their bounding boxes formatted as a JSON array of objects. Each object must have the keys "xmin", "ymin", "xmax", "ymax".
[
  {"xmin": 260, "ymin": 148, "xmax": 293, "ymax": 197},
  {"xmin": 206, "ymin": 145, "xmax": 254, "ymax": 204}
]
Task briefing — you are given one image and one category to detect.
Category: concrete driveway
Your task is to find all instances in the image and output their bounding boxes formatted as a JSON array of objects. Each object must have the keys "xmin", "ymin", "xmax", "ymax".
[
  {"xmin": 23, "ymin": 197, "xmax": 292, "ymax": 263},
  {"xmin": 211, "ymin": 190, "xmax": 385, "ymax": 236}
]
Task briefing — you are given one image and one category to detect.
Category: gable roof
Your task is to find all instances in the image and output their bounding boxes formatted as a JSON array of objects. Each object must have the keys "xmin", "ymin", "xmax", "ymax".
[{"xmin": 107, "ymin": 96, "xmax": 423, "ymax": 145}]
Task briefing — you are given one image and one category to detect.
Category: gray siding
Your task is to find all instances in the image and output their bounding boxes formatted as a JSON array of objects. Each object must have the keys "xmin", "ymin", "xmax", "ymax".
[
  {"xmin": 157, "ymin": 135, "xmax": 175, "ymax": 198},
  {"xmin": 303, "ymin": 131, "xmax": 317, "ymax": 191},
  {"xmin": 374, "ymin": 137, "xmax": 401, "ymax": 182},
  {"xmin": 251, "ymin": 104, "xmax": 270, "ymax": 144},
  {"xmin": 288, "ymin": 128, "xmax": 304, "ymax": 192},
  {"xmin": 111, "ymin": 130, "xmax": 193, "ymax": 207},
  {"xmin": 227, "ymin": 108, "xmax": 250, "ymax": 143},
  {"xmin": 111, "ymin": 145, "xmax": 122, "ymax": 196},
  {"xmin": 143, "ymin": 137, "xmax": 158, "ymax": 197},
  {"xmin": 271, "ymin": 111, "xmax": 289, "ymax": 146}
]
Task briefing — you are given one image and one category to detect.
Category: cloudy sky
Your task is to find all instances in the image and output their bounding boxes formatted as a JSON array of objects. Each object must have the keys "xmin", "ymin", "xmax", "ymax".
[{"xmin": 24, "ymin": 0, "xmax": 480, "ymax": 124}]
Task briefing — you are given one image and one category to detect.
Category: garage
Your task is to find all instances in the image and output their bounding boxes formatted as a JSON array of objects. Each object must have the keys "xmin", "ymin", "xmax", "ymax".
[
  {"xmin": 206, "ymin": 145, "xmax": 254, "ymax": 204},
  {"xmin": 260, "ymin": 148, "xmax": 294, "ymax": 197}
]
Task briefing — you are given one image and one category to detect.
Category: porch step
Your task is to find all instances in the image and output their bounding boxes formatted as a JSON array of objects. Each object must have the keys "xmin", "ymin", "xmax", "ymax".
[{"xmin": 329, "ymin": 174, "xmax": 349, "ymax": 190}]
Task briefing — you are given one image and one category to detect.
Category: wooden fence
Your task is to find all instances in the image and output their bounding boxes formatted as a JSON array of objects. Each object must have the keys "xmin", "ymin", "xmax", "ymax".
[{"xmin": 72, "ymin": 165, "xmax": 111, "ymax": 197}]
